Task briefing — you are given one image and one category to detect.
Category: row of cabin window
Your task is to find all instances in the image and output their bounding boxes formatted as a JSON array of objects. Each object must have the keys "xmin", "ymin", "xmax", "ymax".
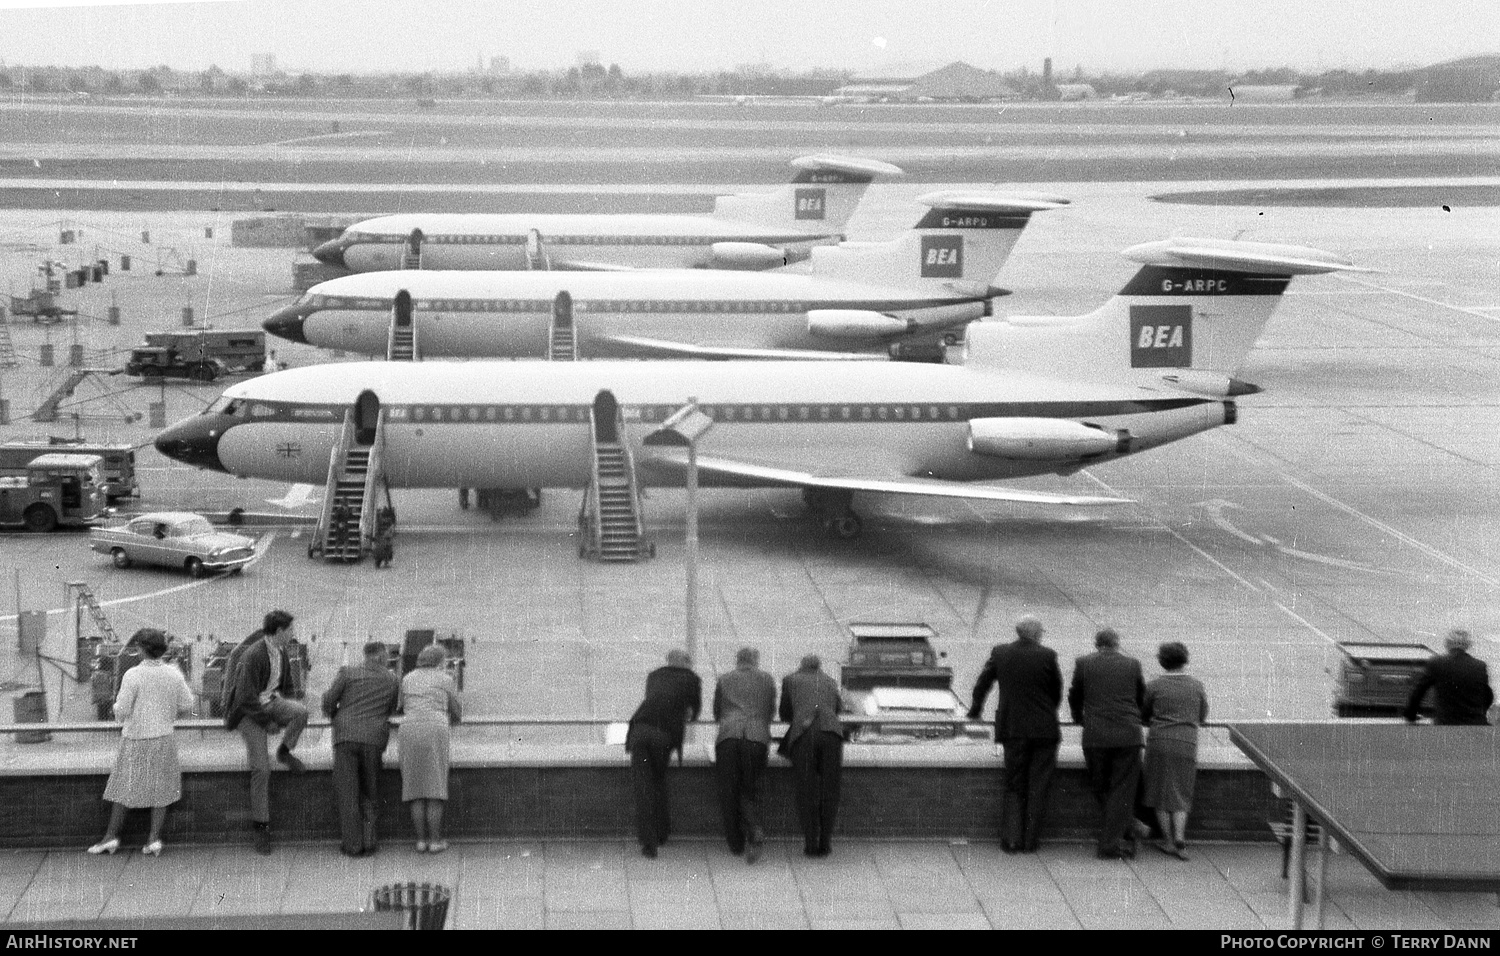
[
  {"xmin": 426, "ymin": 235, "xmax": 708, "ymax": 247},
  {"xmin": 393, "ymin": 404, "xmax": 968, "ymax": 424},
  {"xmin": 316, "ymin": 298, "xmax": 845, "ymax": 314}
]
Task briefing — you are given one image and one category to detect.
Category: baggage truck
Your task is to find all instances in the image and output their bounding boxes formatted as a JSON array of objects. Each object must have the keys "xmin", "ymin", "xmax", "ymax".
[
  {"xmin": 122, "ymin": 330, "xmax": 266, "ymax": 380},
  {"xmin": 142, "ymin": 330, "xmax": 266, "ymax": 373}
]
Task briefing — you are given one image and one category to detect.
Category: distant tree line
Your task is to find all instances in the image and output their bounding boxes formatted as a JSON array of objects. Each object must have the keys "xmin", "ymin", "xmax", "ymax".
[{"xmin": 0, "ymin": 62, "xmax": 1430, "ymax": 100}]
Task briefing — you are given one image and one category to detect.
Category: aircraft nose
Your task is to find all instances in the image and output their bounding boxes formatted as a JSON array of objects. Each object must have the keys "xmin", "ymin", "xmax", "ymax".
[
  {"xmin": 312, "ymin": 238, "xmax": 346, "ymax": 268},
  {"xmin": 154, "ymin": 414, "xmax": 230, "ymax": 473},
  {"xmin": 263, "ymin": 303, "xmax": 308, "ymax": 344}
]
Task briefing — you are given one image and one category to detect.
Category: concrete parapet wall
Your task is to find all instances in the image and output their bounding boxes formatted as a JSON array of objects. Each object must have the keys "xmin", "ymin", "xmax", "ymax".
[{"xmin": 0, "ymin": 739, "xmax": 1277, "ymax": 849}]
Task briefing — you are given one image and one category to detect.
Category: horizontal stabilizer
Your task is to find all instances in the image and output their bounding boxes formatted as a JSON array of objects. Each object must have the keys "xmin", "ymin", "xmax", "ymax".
[
  {"xmin": 917, "ymin": 190, "xmax": 1071, "ymax": 215},
  {"xmin": 1123, "ymin": 237, "xmax": 1370, "ymax": 275},
  {"xmin": 791, "ymin": 154, "xmax": 905, "ymax": 179},
  {"xmin": 641, "ymin": 449, "xmax": 1131, "ymax": 506},
  {"xmin": 596, "ymin": 335, "xmax": 888, "ymax": 361}
]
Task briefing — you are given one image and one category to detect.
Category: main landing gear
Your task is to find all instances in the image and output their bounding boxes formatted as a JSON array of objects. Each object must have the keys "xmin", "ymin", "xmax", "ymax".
[{"xmin": 803, "ymin": 488, "xmax": 863, "ymax": 540}]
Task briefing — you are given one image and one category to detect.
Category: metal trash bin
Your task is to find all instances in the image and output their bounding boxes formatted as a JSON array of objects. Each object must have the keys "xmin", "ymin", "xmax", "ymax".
[
  {"xmin": 371, "ymin": 882, "xmax": 450, "ymax": 930},
  {"xmin": 13, "ymin": 690, "xmax": 51, "ymax": 744}
]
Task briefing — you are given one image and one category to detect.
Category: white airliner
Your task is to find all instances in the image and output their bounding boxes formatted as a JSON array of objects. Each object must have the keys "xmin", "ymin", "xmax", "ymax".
[
  {"xmin": 163, "ymin": 239, "xmax": 1362, "ymax": 538},
  {"xmin": 268, "ymin": 191, "xmax": 1068, "ymax": 361},
  {"xmin": 311, "ymin": 154, "xmax": 904, "ymax": 273}
]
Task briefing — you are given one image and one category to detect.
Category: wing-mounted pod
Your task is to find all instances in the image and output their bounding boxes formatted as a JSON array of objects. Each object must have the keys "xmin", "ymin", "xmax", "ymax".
[{"xmin": 967, "ymin": 418, "xmax": 1131, "ymax": 461}]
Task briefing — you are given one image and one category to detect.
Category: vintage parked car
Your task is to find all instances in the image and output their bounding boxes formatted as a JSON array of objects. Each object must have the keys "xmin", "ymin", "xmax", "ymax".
[{"xmin": 90, "ymin": 511, "xmax": 257, "ymax": 577}]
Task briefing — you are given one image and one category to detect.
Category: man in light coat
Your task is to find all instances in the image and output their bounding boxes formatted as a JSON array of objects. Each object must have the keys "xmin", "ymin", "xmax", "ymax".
[{"xmin": 714, "ymin": 647, "xmax": 777, "ymax": 864}]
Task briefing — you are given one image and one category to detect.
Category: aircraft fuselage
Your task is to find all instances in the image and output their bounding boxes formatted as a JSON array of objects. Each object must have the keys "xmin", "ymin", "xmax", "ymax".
[{"xmin": 158, "ymin": 361, "xmax": 1230, "ymax": 491}]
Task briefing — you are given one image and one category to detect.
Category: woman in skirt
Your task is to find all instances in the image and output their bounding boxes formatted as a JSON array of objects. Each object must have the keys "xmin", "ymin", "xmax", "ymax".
[
  {"xmin": 88, "ymin": 628, "xmax": 196, "ymax": 857},
  {"xmin": 399, "ymin": 644, "xmax": 462, "ymax": 852},
  {"xmin": 1142, "ymin": 641, "xmax": 1209, "ymax": 860}
]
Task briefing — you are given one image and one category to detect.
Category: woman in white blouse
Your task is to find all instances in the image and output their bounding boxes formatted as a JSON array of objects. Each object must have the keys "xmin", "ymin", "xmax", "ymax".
[{"xmin": 87, "ymin": 629, "xmax": 196, "ymax": 857}]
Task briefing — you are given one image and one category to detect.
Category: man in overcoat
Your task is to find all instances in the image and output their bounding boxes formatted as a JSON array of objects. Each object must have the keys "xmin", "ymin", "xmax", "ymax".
[
  {"xmin": 779, "ymin": 655, "xmax": 844, "ymax": 857},
  {"xmin": 968, "ymin": 614, "xmax": 1063, "ymax": 853},
  {"xmin": 1068, "ymin": 628, "xmax": 1146, "ymax": 859}
]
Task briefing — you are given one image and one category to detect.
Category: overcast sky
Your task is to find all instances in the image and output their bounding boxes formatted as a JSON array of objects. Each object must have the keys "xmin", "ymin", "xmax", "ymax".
[{"xmin": 0, "ymin": 0, "xmax": 1494, "ymax": 75}]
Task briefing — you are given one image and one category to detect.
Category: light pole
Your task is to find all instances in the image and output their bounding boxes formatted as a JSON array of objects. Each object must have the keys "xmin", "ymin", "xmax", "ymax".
[{"xmin": 644, "ymin": 400, "xmax": 715, "ymax": 660}]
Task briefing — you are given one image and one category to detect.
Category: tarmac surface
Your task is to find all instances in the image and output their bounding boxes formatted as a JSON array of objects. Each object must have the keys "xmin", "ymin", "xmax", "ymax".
[{"xmin": 0, "ymin": 96, "xmax": 1496, "ymax": 929}]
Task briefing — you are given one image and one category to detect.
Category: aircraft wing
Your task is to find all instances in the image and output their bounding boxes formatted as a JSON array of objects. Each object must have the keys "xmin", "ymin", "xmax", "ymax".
[
  {"xmin": 546, "ymin": 259, "xmax": 644, "ymax": 272},
  {"xmin": 597, "ymin": 335, "xmax": 888, "ymax": 361},
  {"xmin": 638, "ymin": 448, "xmax": 1130, "ymax": 506}
]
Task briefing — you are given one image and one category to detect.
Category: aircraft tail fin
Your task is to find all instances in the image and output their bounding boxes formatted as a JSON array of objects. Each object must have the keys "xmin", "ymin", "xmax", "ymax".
[
  {"xmin": 711, "ymin": 154, "xmax": 903, "ymax": 234},
  {"xmin": 804, "ymin": 190, "xmax": 1068, "ymax": 291},
  {"xmin": 963, "ymin": 237, "xmax": 1365, "ymax": 393}
]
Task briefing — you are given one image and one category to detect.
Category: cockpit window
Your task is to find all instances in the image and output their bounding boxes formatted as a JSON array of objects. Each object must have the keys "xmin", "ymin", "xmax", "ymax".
[{"xmin": 204, "ymin": 396, "xmax": 248, "ymax": 418}]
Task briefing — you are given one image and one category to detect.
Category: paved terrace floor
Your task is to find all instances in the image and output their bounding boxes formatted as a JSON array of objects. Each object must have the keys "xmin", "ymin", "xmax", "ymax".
[{"xmin": 4, "ymin": 839, "xmax": 1499, "ymax": 931}]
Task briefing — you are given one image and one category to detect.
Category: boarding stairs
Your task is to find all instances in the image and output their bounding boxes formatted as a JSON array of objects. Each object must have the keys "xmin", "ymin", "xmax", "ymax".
[
  {"xmin": 32, "ymin": 369, "xmax": 116, "ymax": 423},
  {"xmin": 311, "ymin": 410, "xmax": 387, "ymax": 563},
  {"xmin": 0, "ymin": 312, "xmax": 17, "ymax": 368},
  {"xmin": 387, "ymin": 297, "xmax": 419, "ymax": 361},
  {"xmin": 578, "ymin": 400, "xmax": 651, "ymax": 563},
  {"xmin": 70, "ymin": 582, "xmax": 118, "ymax": 644},
  {"xmin": 525, "ymin": 229, "xmax": 550, "ymax": 271},
  {"xmin": 401, "ymin": 229, "xmax": 424, "ymax": 270},
  {"xmin": 548, "ymin": 291, "xmax": 577, "ymax": 361}
]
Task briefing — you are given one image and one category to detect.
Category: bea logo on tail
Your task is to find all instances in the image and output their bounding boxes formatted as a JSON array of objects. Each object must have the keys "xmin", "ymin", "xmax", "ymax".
[
  {"xmin": 1130, "ymin": 305, "xmax": 1192, "ymax": 367},
  {"xmin": 794, "ymin": 188, "xmax": 826, "ymax": 220},
  {"xmin": 921, "ymin": 236, "xmax": 964, "ymax": 277}
]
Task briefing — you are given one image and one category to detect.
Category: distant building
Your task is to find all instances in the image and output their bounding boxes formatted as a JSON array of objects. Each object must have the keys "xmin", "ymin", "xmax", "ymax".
[
  {"xmin": 1054, "ymin": 83, "xmax": 1096, "ymax": 101},
  {"xmin": 834, "ymin": 61, "xmax": 1016, "ymax": 102},
  {"xmin": 1227, "ymin": 84, "xmax": 1300, "ymax": 102},
  {"xmin": 1415, "ymin": 55, "xmax": 1500, "ymax": 102},
  {"xmin": 251, "ymin": 54, "xmax": 276, "ymax": 78},
  {"xmin": 489, "ymin": 56, "xmax": 511, "ymax": 74}
]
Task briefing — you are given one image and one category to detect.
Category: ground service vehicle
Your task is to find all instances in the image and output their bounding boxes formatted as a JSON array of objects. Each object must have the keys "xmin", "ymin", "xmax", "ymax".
[
  {"xmin": 0, "ymin": 438, "xmax": 139, "ymax": 500},
  {"xmin": 90, "ymin": 511, "xmax": 257, "ymax": 577},
  {"xmin": 0, "ymin": 453, "xmax": 107, "ymax": 531},
  {"xmin": 123, "ymin": 346, "xmax": 226, "ymax": 381},
  {"xmin": 141, "ymin": 331, "xmax": 266, "ymax": 374}
]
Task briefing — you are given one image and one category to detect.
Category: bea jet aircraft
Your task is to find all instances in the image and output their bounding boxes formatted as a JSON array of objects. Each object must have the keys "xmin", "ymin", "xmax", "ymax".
[
  {"xmin": 266, "ymin": 191, "xmax": 1068, "ymax": 361},
  {"xmin": 162, "ymin": 239, "xmax": 1362, "ymax": 539},
  {"xmin": 312, "ymin": 155, "xmax": 904, "ymax": 273}
]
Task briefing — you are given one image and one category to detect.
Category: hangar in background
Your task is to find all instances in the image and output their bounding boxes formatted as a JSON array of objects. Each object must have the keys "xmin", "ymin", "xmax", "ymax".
[
  {"xmin": 833, "ymin": 61, "xmax": 1018, "ymax": 103},
  {"xmin": 1415, "ymin": 55, "xmax": 1500, "ymax": 102}
]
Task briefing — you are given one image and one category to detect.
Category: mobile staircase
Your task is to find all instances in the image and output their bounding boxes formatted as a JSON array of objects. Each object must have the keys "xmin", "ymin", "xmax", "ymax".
[
  {"xmin": 311, "ymin": 409, "xmax": 387, "ymax": 563},
  {"xmin": 548, "ymin": 291, "xmax": 578, "ymax": 361},
  {"xmin": 400, "ymin": 229, "xmax": 423, "ymax": 270},
  {"xmin": 387, "ymin": 292, "xmax": 419, "ymax": 361},
  {"xmin": 578, "ymin": 393, "xmax": 652, "ymax": 562},
  {"xmin": 525, "ymin": 229, "xmax": 550, "ymax": 271}
]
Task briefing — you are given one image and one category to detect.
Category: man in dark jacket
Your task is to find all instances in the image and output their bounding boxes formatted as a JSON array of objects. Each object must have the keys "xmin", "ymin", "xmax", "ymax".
[
  {"xmin": 1405, "ymin": 629, "xmax": 1494, "ymax": 725},
  {"xmin": 321, "ymin": 641, "xmax": 400, "ymax": 857},
  {"xmin": 714, "ymin": 647, "xmax": 777, "ymax": 864},
  {"xmin": 626, "ymin": 648, "xmax": 702, "ymax": 858},
  {"xmin": 224, "ymin": 609, "xmax": 309, "ymax": 855},
  {"xmin": 779, "ymin": 654, "xmax": 845, "ymax": 857},
  {"xmin": 1069, "ymin": 628, "xmax": 1146, "ymax": 859},
  {"xmin": 968, "ymin": 614, "xmax": 1062, "ymax": 853}
]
